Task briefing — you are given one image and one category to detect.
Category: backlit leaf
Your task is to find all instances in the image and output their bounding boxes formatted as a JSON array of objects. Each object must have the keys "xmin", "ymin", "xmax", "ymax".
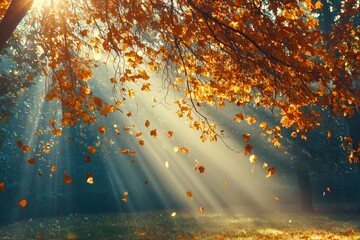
[
  {"xmin": 63, "ymin": 175, "xmax": 72, "ymax": 184},
  {"xmin": 19, "ymin": 199, "xmax": 27, "ymax": 208},
  {"xmin": 150, "ymin": 129, "xmax": 157, "ymax": 137},
  {"xmin": 0, "ymin": 182, "xmax": 5, "ymax": 191},
  {"xmin": 87, "ymin": 146, "xmax": 96, "ymax": 154}
]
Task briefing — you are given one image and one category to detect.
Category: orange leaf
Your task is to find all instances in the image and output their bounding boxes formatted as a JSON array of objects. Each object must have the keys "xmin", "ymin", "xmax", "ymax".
[
  {"xmin": 150, "ymin": 129, "xmax": 157, "ymax": 138},
  {"xmin": 122, "ymin": 198, "xmax": 127, "ymax": 203},
  {"xmin": 63, "ymin": 175, "xmax": 72, "ymax": 184},
  {"xmin": 98, "ymin": 126, "xmax": 106, "ymax": 133},
  {"xmin": 199, "ymin": 207, "xmax": 205, "ymax": 213},
  {"xmin": 27, "ymin": 158, "xmax": 36, "ymax": 164},
  {"xmin": 84, "ymin": 156, "xmax": 91, "ymax": 163},
  {"xmin": 266, "ymin": 167, "xmax": 276, "ymax": 178},
  {"xmin": 186, "ymin": 191, "xmax": 193, "ymax": 200},
  {"xmin": 0, "ymin": 182, "xmax": 5, "ymax": 191},
  {"xmin": 22, "ymin": 145, "xmax": 30, "ymax": 153},
  {"xmin": 244, "ymin": 144, "xmax": 253, "ymax": 155},
  {"xmin": 139, "ymin": 140, "xmax": 144, "ymax": 146},
  {"xmin": 314, "ymin": 1, "xmax": 323, "ymax": 9},
  {"xmin": 19, "ymin": 199, "xmax": 27, "ymax": 208},
  {"xmin": 145, "ymin": 120, "xmax": 150, "ymax": 128},
  {"xmin": 198, "ymin": 165, "xmax": 205, "ymax": 173},
  {"xmin": 243, "ymin": 134, "xmax": 251, "ymax": 142},
  {"xmin": 135, "ymin": 132, "xmax": 143, "ymax": 138},
  {"xmin": 167, "ymin": 131, "xmax": 173, "ymax": 138},
  {"xmin": 121, "ymin": 149, "xmax": 129, "ymax": 154},
  {"xmin": 51, "ymin": 165, "xmax": 56, "ymax": 172},
  {"xmin": 180, "ymin": 147, "xmax": 189, "ymax": 153},
  {"xmin": 88, "ymin": 146, "xmax": 96, "ymax": 154},
  {"xmin": 16, "ymin": 140, "xmax": 23, "ymax": 148}
]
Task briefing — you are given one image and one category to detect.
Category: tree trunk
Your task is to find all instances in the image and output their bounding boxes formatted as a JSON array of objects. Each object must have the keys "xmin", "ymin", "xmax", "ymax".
[
  {"xmin": 346, "ymin": 111, "xmax": 360, "ymax": 214},
  {"xmin": 296, "ymin": 162, "xmax": 314, "ymax": 212},
  {"xmin": 0, "ymin": 0, "xmax": 33, "ymax": 52}
]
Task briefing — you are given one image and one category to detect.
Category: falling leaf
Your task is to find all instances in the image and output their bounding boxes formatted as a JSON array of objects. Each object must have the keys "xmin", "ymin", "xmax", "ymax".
[
  {"xmin": 167, "ymin": 131, "xmax": 173, "ymax": 138},
  {"xmin": 16, "ymin": 140, "xmax": 23, "ymax": 148},
  {"xmin": 262, "ymin": 162, "xmax": 268, "ymax": 168},
  {"xmin": 0, "ymin": 182, "xmax": 5, "ymax": 191},
  {"xmin": 259, "ymin": 122, "xmax": 268, "ymax": 131},
  {"xmin": 87, "ymin": 146, "xmax": 96, "ymax": 154},
  {"xmin": 124, "ymin": 191, "xmax": 129, "ymax": 196},
  {"xmin": 98, "ymin": 126, "xmax": 106, "ymax": 133},
  {"xmin": 186, "ymin": 191, "xmax": 193, "ymax": 200},
  {"xmin": 180, "ymin": 147, "xmax": 189, "ymax": 153},
  {"xmin": 150, "ymin": 129, "xmax": 157, "ymax": 137},
  {"xmin": 43, "ymin": 146, "xmax": 50, "ymax": 153},
  {"xmin": 126, "ymin": 112, "xmax": 132, "ymax": 117},
  {"xmin": 122, "ymin": 198, "xmax": 127, "ymax": 203},
  {"xmin": 121, "ymin": 149, "xmax": 129, "ymax": 154},
  {"xmin": 22, "ymin": 145, "xmax": 31, "ymax": 153},
  {"xmin": 86, "ymin": 173, "xmax": 94, "ymax": 184},
  {"xmin": 84, "ymin": 156, "xmax": 91, "ymax": 163},
  {"xmin": 63, "ymin": 175, "xmax": 72, "ymax": 184},
  {"xmin": 173, "ymin": 146, "xmax": 179, "ymax": 153},
  {"xmin": 326, "ymin": 187, "xmax": 330, "ymax": 192},
  {"xmin": 135, "ymin": 132, "xmax": 143, "ymax": 138},
  {"xmin": 198, "ymin": 165, "xmax": 205, "ymax": 173},
  {"xmin": 243, "ymin": 134, "xmax": 251, "ymax": 142},
  {"xmin": 165, "ymin": 161, "xmax": 169, "ymax": 168},
  {"xmin": 139, "ymin": 140, "xmax": 145, "ymax": 146},
  {"xmin": 27, "ymin": 158, "xmax": 36, "ymax": 164},
  {"xmin": 249, "ymin": 154, "xmax": 257, "ymax": 163},
  {"xmin": 314, "ymin": 1, "xmax": 323, "ymax": 9},
  {"xmin": 274, "ymin": 196, "xmax": 279, "ymax": 201},
  {"xmin": 145, "ymin": 120, "xmax": 150, "ymax": 128},
  {"xmin": 327, "ymin": 131, "xmax": 331, "ymax": 139},
  {"xmin": 115, "ymin": 129, "xmax": 121, "ymax": 135},
  {"xmin": 171, "ymin": 212, "xmax": 176, "ymax": 217},
  {"xmin": 51, "ymin": 165, "xmax": 56, "ymax": 172},
  {"xmin": 129, "ymin": 151, "xmax": 135, "ymax": 157},
  {"xmin": 19, "ymin": 199, "xmax": 27, "ymax": 208},
  {"xmin": 266, "ymin": 167, "xmax": 276, "ymax": 178},
  {"xmin": 244, "ymin": 144, "xmax": 253, "ymax": 155},
  {"xmin": 246, "ymin": 116, "xmax": 257, "ymax": 124},
  {"xmin": 199, "ymin": 207, "xmax": 205, "ymax": 213}
]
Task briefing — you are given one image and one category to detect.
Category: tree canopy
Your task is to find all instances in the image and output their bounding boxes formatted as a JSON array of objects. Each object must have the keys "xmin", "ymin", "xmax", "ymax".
[{"xmin": 0, "ymin": 0, "xmax": 359, "ymax": 159}]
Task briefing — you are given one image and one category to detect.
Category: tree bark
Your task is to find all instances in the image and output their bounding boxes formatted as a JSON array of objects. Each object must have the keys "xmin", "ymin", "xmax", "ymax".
[
  {"xmin": 296, "ymin": 162, "xmax": 314, "ymax": 212},
  {"xmin": 346, "ymin": 111, "xmax": 360, "ymax": 214},
  {"xmin": 0, "ymin": 0, "xmax": 33, "ymax": 52}
]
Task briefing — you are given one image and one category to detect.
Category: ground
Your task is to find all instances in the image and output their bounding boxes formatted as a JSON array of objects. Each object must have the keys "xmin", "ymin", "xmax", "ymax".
[{"xmin": 0, "ymin": 205, "xmax": 359, "ymax": 239}]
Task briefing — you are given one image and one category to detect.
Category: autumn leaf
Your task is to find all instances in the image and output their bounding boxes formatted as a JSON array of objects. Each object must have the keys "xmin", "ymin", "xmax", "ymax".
[
  {"xmin": 150, "ymin": 129, "xmax": 157, "ymax": 137},
  {"xmin": 98, "ymin": 126, "xmax": 106, "ymax": 133},
  {"xmin": 145, "ymin": 120, "xmax": 150, "ymax": 128},
  {"xmin": 121, "ymin": 149, "xmax": 129, "ymax": 154},
  {"xmin": 186, "ymin": 191, "xmax": 193, "ymax": 200},
  {"xmin": 243, "ymin": 134, "xmax": 251, "ymax": 142},
  {"xmin": 199, "ymin": 207, "xmax": 205, "ymax": 213},
  {"xmin": 266, "ymin": 167, "xmax": 276, "ymax": 178},
  {"xmin": 198, "ymin": 165, "xmax": 205, "ymax": 173},
  {"xmin": 314, "ymin": 1, "xmax": 323, "ymax": 9},
  {"xmin": 244, "ymin": 144, "xmax": 253, "ymax": 155},
  {"xmin": 171, "ymin": 212, "xmax": 176, "ymax": 217},
  {"xmin": 0, "ymin": 182, "xmax": 5, "ymax": 191},
  {"xmin": 27, "ymin": 158, "xmax": 36, "ymax": 164},
  {"xmin": 84, "ymin": 156, "xmax": 91, "ymax": 163},
  {"xmin": 87, "ymin": 146, "xmax": 96, "ymax": 154},
  {"xmin": 51, "ymin": 165, "xmax": 56, "ymax": 172},
  {"xmin": 16, "ymin": 140, "xmax": 23, "ymax": 149},
  {"xmin": 135, "ymin": 132, "xmax": 143, "ymax": 138},
  {"xmin": 180, "ymin": 147, "xmax": 189, "ymax": 153},
  {"xmin": 63, "ymin": 175, "xmax": 72, "ymax": 184},
  {"xmin": 167, "ymin": 131, "xmax": 173, "ymax": 138},
  {"xmin": 19, "ymin": 199, "xmax": 27, "ymax": 208},
  {"xmin": 249, "ymin": 154, "xmax": 257, "ymax": 163},
  {"xmin": 122, "ymin": 198, "xmax": 127, "ymax": 203},
  {"xmin": 22, "ymin": 145, "xmax": 30, "ymax": 153},
  {"xmin": 139, "ymin": 140, "xmax": 145, "ymax": 146},
  {"xmin": 86, "ymin": 173, "xmax": 94, "ymax": 184}
]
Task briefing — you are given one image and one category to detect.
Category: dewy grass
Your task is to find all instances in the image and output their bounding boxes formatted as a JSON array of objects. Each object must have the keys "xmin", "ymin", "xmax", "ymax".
[{"xmin": 0, "ymin": 208, "xmax": 359, "ymax": 240}]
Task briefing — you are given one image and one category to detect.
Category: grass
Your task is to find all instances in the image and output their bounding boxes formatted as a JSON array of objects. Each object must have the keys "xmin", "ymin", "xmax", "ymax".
[{"xmin": 0, "ymin": 206, "xmax": 359, "ymax": 239}]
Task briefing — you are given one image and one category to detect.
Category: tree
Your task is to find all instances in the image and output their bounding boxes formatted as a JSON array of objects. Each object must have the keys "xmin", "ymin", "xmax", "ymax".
[{"xmin": 0, "ymin": 0, "xmax": 359, "ymax": 206}]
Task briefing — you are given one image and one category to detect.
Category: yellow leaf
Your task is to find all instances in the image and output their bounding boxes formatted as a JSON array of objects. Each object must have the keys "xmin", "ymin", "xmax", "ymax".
[
  {"xmin": 249, "ymin": 154, "xmax": 257, "ymax": 163},
  {"xmin": 243, "ymin": 134, "xmax": 251, "ymax": 142},
  {"xmin": 314, "ymin": 1, "xmax": 323, "ymax": 9},
  {"xmin": 266, "ymin": 167, "xmax": 276, "ymax": 178},
  {"xmin": 186, "ymin": 191, "xmax": 193, "ymax": 200}
]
